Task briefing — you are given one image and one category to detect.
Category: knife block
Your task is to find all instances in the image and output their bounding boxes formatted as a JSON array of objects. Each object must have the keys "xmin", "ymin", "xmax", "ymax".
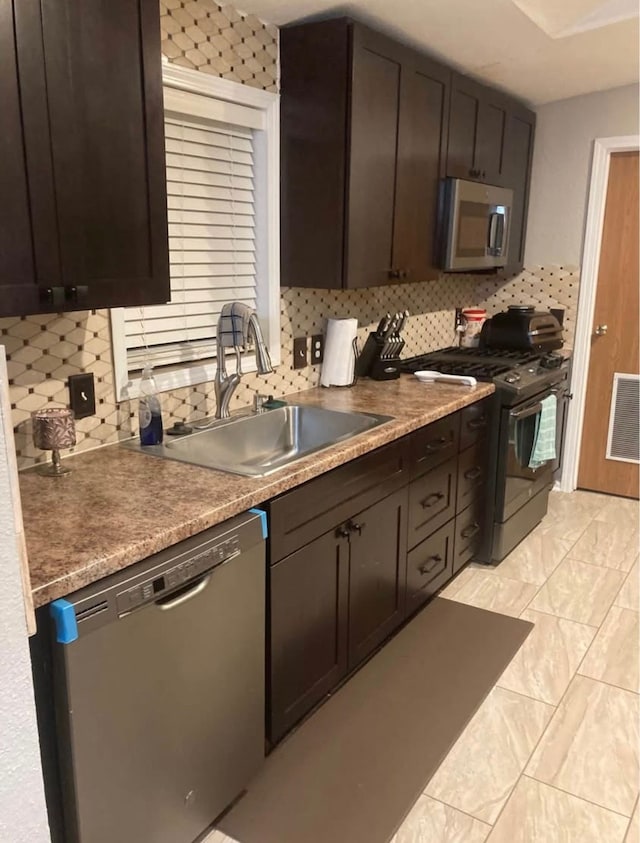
[{"xmin": 356, "ymin": 333, "xmax": 403, "ymax": 381}]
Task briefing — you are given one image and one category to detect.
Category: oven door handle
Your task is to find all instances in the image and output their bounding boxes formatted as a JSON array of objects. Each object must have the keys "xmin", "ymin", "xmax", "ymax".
[{"xmin": 510, "ymin": 402, "xmax": 543, "ymax": 420}]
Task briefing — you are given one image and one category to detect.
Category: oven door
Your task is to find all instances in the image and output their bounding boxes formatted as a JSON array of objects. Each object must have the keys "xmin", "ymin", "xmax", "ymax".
[
  {"xmin": 495, "ymin": 393, "xmax": 556, "ymax": 522},
  {"xmin": 441, "ymin": 179, "xmax": 513, "ymax": 271}
]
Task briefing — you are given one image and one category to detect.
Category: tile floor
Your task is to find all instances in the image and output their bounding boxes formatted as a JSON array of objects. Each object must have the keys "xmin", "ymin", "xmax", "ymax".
[{"xmin": 206, "ymin": 490, "xmax": 639, "ymax": 843}]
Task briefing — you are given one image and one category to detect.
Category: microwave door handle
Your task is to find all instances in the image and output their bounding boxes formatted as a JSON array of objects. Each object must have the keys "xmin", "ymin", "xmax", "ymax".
[
  {"xmin": 488, "ymin": 213, "xmax": 498, "ymax": 253},
  {"xmin": 488, "ymin": 212, "xmax": 505, "ymax": 255},
  {"xmin": 495, "ymin": 213, "xmax": 505, "ymax": 254}
]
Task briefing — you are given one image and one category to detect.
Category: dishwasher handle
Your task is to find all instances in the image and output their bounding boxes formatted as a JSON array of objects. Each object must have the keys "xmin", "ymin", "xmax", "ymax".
[{"xmin": 156, "ymin": 573, "xmax": 212, "ymax": 611}]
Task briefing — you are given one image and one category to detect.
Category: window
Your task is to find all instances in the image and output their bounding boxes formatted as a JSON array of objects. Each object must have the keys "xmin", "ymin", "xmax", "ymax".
[{"xmin": 111, "ymin": 64, "xmax": 280, "ymax": 400}]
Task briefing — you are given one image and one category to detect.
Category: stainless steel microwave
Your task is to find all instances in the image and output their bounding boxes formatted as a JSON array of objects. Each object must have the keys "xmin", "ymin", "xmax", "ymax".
[{"xmin": 440, "ymin": 178, "xmax": 513, "ymax": 271}]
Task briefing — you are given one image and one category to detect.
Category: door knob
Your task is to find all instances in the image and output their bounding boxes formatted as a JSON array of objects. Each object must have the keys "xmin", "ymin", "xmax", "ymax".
[{"xmin": 594, "ymin": 324, "xmax": 608, "ymax": 336}]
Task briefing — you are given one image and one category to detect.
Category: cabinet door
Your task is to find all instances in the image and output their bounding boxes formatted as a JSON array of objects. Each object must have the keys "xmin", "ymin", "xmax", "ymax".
[
  {"xmin": 393, "ymin": 56, "xmax": 449, "ymax": 282},
  {"xmin": 502, "ymin": 112, "xmax": 535, "ymax": 269},
  {"xmin": 269, "ymin": 530, "xmax": 349, "ymax": 743},
  {"xmin": 476, "ymin": 97, "xmax": 507, "ymax": 185},
  {"xmin": 346, "ymin": 27, "xmax": 401, "ymax": 288},
  {"xmin": 0, "ymin": 0, "xmax": 58, "ymax": 316},
  {"xmin": 34, "ymin": 0, "xmax": 169, "ymax": 310},
  {"xmin": 447, "ymin": 74, "xmax": 508, "ymax": 185},
  {"xmin": 447, "ymin": 78, "xmax": 479, "ymax": 179},
  {"xmin": 348, "ymin": 487, "xmax": 408, "ymax": 669}
]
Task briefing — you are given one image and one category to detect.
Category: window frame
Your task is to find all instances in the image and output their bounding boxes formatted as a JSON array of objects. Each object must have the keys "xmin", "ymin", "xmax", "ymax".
[{"xmin": 111, "ymin": 62, "xmax": 280, "ymax": 401}]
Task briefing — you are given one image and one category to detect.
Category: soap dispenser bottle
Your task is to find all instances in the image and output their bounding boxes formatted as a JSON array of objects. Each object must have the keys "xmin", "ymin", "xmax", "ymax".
[{"xmin": 138, "ymin": 365, "xmax": 164, "ymax": 445}]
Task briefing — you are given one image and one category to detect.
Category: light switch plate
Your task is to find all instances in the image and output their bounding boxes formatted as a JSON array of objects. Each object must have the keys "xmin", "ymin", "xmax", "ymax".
[
  {"xmin": 68, "ymin": 373, "xmax": 96, "ymax": 419},
  {"xmin": 293, "ymin": 337, "xmax": 308, "ymax": 369}
]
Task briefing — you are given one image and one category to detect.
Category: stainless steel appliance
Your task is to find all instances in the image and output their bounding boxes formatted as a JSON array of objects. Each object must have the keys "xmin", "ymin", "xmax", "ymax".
[
  {"xmin": 440, "ymin": 178, "xmax": 513, "ymax": 271},
  {"xmin": 38, "ymin": 510, "xmax": 266, "ymax": 843},
  {"xmin": 401, "ymin": 312, "xmax": 571, "ymax": 562}
]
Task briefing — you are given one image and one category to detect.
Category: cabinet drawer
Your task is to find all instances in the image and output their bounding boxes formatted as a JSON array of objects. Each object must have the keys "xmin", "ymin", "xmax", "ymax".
[
  {"xmin": 269, "ymin": 437, "xmax": 408, "ymax": 562},
  {"xmin": 410, "ymin": 413, "xmax": 460, "ymax": 479},
  {"xmin": 457, "ymin": 440, "xmax": 486, "ymax": 512},
  {"xmin": 408, "ymin": 456, "xmax": 457, "ymax": 549},
  {"xmin": 460, "ymin": 398, "xmax": 492, "ymax": 451},
  {"xmin": 454, "ymin": 499, "xmax": 485, "ymax": 573},
  {"xmin": 405, "ymin": 520, "xmax": 455, "ymax": 615}
]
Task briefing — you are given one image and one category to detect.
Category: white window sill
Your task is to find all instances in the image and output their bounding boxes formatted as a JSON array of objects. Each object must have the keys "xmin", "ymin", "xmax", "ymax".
[{"xmin": 119, "ymin": 353, "xmax": 261, "ymax": 401}]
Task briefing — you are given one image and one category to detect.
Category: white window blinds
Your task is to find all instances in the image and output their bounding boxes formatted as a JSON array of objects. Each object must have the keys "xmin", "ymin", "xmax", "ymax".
[{"xmin": 124, "ymin": 104, "xmax": 258, "ymax": 371}]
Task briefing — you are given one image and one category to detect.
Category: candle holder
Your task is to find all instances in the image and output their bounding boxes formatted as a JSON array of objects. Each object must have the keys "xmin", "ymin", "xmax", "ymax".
[{"xmin": 31, "ymin": 407, "xmax": 76, "ymax": 476}]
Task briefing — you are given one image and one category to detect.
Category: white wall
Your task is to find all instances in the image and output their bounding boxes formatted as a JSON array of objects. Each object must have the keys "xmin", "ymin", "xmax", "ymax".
[
  {"xmin": 0, "ymin": 348, "xmax": 51, "ymax": 843},
  {"xmin": 525, "ymin": 83, "xmax": 640, "ymax": 266}
]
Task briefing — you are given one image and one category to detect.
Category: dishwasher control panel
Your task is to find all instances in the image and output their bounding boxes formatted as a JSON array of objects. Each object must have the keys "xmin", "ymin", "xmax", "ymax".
[{"xmin": 116, "ymin": 535, "xmax": 240, "ymax": 615}]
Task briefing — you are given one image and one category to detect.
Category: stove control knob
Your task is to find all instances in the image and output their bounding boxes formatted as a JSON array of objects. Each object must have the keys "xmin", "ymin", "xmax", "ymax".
[{"xmin": 505, "ymin": 372, "xmax": 521, "ymax": 384}]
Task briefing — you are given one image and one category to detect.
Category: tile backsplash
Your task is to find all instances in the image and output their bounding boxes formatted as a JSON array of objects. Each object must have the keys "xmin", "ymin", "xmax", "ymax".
[
  {"xmin": 0, "ymin": 0, "xmax": 582, "ymax": 468},
  {"xmin": 1, "ymin": 267, "xmax": 579, "ymax": 469}
]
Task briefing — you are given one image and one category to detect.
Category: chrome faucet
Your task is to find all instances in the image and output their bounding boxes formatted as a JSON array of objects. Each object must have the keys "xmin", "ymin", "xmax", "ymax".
[{"xmin": 213, "ymin": 303, "xmax": 273, "ymax": 419}]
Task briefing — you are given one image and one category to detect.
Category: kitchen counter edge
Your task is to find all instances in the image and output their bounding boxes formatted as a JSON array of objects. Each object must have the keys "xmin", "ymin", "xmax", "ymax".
[{"xmin": 21, "ymin": 378, "xmax": 494, "ymax": 607}]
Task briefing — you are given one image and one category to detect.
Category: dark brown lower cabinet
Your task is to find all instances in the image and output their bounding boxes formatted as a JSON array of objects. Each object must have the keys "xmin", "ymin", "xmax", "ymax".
[
  {"xmin": 406, "ymin": 520, "xmax": 455, "ymax": 616},
  {"xmin": 453, "ymin": 498, "xmax": 484, "ymax": 574},
  {"xmin": 348, "ymin": 488, "xmax": 408, "ymax": 668},
  {"xmin": 269, "ymin": 530, "xmax": 349, "ymax": 743},
  {"xmin": 268, "ymin": 404, "xmax": 492, "ymax": 744}
]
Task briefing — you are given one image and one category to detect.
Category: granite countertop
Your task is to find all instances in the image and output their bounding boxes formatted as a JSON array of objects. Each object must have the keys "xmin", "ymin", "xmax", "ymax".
[{"xmin": 21, "ymin": 376, "xmax": 494, "ymax": 607}]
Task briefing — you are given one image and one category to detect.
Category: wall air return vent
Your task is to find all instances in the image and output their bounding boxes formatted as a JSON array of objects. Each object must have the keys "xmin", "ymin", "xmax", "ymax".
[{"xmin": 606, "ymin": 373, "xmax": 640, "ymax": 464}]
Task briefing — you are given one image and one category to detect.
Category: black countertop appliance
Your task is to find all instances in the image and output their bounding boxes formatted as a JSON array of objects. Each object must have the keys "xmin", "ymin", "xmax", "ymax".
[{"xmin": 480, "ymin": 305, "xmax": 563, "ymax": 352}]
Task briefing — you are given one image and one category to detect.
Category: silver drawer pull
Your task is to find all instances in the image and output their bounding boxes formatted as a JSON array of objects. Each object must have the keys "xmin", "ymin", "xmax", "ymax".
[{"xmin": 418, "ymin": 555, "xmax": 442, "ymax": 575}]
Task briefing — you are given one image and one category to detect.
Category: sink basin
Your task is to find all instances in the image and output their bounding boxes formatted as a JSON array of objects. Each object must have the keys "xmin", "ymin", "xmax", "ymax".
[{"xmin": 128, "ymin": 405, "xmax": 393, "ymax": 477}]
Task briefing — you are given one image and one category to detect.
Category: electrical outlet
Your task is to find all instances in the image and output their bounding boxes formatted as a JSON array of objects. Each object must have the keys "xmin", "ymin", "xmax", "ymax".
[
  {"xmin": 454, "ymin": 308, "xmax": 464, "ymax": 331},
  {"xmin": 293, "ymin": 336, "xmax": 308, "ymax": 369},
  {"xmin": 310, "ymin": 334, "xmax": 324, "ymax": 364},
  {"xmin": 68, "ymin": 373, "xmax": 96, "ymax": 419}
]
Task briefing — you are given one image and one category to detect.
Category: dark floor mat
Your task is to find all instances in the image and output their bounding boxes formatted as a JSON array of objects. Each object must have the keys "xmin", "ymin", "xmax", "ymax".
[{"xmin": 220, "ymin": 597, "xmax": 533, "ymax": 843}]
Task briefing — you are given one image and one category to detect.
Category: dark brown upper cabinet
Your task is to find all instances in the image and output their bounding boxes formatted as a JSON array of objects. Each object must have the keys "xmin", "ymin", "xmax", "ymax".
[
  {"xmin": 447, "ymin": 72, "xmax": 535, "ymax": 271},
  {"xmin": 447, "ymin": 74, "xmax": 509, "ymax": 185},
  {"xmin": 280, "ymin": 18, "xmax": 450, "ymax": 289},
  {"xmin": 0, "ymin": 0, "xmax": 169, "ymax": 317}
]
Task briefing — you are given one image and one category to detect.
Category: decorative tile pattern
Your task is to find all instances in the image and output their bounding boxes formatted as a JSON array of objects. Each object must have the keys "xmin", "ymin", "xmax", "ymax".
[
  {"xmin": 160, "ymin": 0, "xmax": 279, "ymax": 93},
  {"xmin": 476, "ymin": 264, "xmax": 580, "ymax": 347}
]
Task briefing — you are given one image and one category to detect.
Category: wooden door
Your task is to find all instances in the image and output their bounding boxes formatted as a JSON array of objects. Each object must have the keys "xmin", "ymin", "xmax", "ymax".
[
  {"xmin": 578, "ymin": 151, "xmax": 639, "ymax": 498},
  {"xmin": 347, "ymin": 488, "xmax": 408, "ymax": 669},
  {"xmin": 393, "ymin": 56, "xmax": 449, "ymax": 282},
  {"xmin": 269, "ymin": 530, "xmax": 349, "ymax": 743},
  {"xmin": 35, "ymin": 0, "xmax": 169, "ymax": 310},
  {"xmin": 347, "ymin": 27, "xmax": 401, "ymax": 288}
]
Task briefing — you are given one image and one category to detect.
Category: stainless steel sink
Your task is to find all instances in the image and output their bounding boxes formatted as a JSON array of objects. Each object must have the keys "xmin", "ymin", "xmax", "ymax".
[{"xmin": 126, "ymin": 405, "xmax": 393, "ymax": 477}]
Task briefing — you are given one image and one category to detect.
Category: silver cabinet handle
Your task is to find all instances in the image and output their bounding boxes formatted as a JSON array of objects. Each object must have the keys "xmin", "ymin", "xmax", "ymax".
[{"xmin": 594, "ymin": 324, "xmax": 608, "ymax": 336}]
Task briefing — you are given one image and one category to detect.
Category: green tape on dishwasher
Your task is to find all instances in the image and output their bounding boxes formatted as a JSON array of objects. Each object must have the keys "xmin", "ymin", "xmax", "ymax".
[
  {"xmin": 249, "ymin": 508, "xmax": 268, "ymax": 540},
  {"xmin": 50, "ymin": 599, "xmax": 78, "ymax": 644}
]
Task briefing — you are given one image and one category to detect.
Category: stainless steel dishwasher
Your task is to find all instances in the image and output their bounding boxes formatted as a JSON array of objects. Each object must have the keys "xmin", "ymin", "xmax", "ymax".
[{"xmin": 47, "ymin": 509, "xmax": 266, "ymax": 843}]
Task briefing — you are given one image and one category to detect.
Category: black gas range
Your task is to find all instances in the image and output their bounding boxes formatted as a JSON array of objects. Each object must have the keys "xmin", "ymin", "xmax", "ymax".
[
  {"xmin": 400, "ymin": 346, "xmax": 567, "ymax": 406},
  {"xmin": 402, "ymin": 341, "xmax": 572, "ymax": 565}
]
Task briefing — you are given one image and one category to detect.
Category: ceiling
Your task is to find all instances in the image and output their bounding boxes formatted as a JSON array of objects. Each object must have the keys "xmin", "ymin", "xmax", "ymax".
[{"xmin": 241, "ymin": 0, "xmax": 639, "ymax": 104}]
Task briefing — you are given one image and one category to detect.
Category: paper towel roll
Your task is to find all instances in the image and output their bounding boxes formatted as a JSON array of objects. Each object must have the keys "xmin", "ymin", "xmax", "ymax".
[{"xmin": 321, "ymin": 318, "xmax": 358, "ymax": 387}]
